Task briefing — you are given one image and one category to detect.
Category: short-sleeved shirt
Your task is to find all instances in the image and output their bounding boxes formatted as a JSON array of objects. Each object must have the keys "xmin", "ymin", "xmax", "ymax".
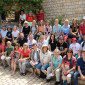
[
  {"xmin": 21, "ymin": 49, "xmax": 31, "ymax": 58},
  {"xmin": 69, "ymin": 43, "xmax": 80, "ymax": 54},
  {"xmin": 6, "ymin": 31, "xmax": 12, "ymax": 38},
  {"xmin": 6, "ymin": 46, "xmax": 14, "ymax": 56},
  {"xmin": 51, "ymin": 55, "xmax": 62, "ymax": 68},
  {"xmin": 79, "ymin": 23, "xmax": 85, "ymax": 35},
  {"xmin": 37, "ymin": 25, "xmax": 45, "ymax": 32},
  {"xmin": 62, "ymin": 55, "xmax": 77, "ymax": 70},
  {"xmin": 77, "ymin": 57, "xmax": 85, "ymax": 71},
  {"xmin": 70, "ymin": 25, "xmax": 79, "ymax": 32},
  {"xmin": 12, "ymin": 30, "xmax": 19, "ymax": 38}
]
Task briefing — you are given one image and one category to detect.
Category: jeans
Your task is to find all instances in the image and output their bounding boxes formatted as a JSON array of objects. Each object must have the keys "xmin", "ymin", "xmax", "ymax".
[
  {"xmin": 78, "ymin": 36, "xmax": 83, "ymax": 44},
  {"xmin": 74, "ymin": 71, "xmax": 85, "ymax": 85},
  {"xmin": 36, "ymin": 63, "xmax": 49, "ymax": 70},
  {"xmin": 28, "ymin": 61, "xmax": 39, "ymax": 69}
]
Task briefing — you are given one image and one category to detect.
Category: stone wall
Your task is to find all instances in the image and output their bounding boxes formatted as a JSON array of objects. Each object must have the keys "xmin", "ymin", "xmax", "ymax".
[{"xmin": 42, "ymin": 0, "xmax": 85, "ymax": 22}]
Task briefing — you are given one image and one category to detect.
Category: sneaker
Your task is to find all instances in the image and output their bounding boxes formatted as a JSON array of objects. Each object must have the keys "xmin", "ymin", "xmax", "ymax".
[{"xmin": 46, "ymin": 79, "xmax": 51, "ymax": 82}]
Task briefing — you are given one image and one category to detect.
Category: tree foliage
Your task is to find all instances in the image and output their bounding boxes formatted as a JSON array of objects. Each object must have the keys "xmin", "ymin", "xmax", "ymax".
[{"xmin": 0, "ymin": 0, "xmax": 43, "ymax": 15}]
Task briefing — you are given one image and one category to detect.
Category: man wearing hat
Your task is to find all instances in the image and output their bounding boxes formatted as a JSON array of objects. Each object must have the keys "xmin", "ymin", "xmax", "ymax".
[
  {"xmin": 74, "ymin": 50, "xmax": 85, "ymax": 85},
  {"xmin": 78, "ymin": 16, "xmax": 85, "ymax": 44},
  {"xmin": 26, "ymin": 10, "xmax": 35, "ymax": 26},
  {"xmin": 57, "ymin": 37, "xmax": 68, "ymax": 57}
]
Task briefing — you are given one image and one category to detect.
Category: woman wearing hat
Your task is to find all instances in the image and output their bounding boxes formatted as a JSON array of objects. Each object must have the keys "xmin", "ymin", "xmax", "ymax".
[
  {"xmin": 6, "ymin": 26, "xmax": 12, "ymax": 42},
  {"xmin": 46, "ymin": 49, "xmax": 62, "ymax": 85},
  {"xmin": 28, "ymin": 43, "xmax": 40, "ymax": 75},
  {"xmin": 36, "ymin": 44, "xmax": 51, "ymax": 77},
  {"xmin": 62, "ymin": 48, "xmax": 77, "ymax": 85},
  {"xmin": 69, "ymin": 38, "xmax": 80, "ymax": 59}
]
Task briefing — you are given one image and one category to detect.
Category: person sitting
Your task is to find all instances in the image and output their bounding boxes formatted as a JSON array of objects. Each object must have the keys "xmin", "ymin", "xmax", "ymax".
[
  {"xmin": 23, "ymin": 21, "xmax": 31, "ymax": 38},
  {"xmin": 18, "ymin": 33, "xmax": 27, "ymax": 47},
  {"xmin": 11, "ymin": 43, "xmax": 21, "ymax": 75},
  {"xmin": 74, "ymin": 50, "xmax": 85, "ymax": 85},
  {"xmin": 6, "ymin": 27, "xmax": 12, "ymax": 42},
  {"xmin": 62, "ymin": 48, "xmax": 77, "ymax": 85},
  {"xmin": 57, "ymin": 37, "xmax": 68, "ymax": 57},
  {"xmin": 19, "ymin": 10, "xmax": 26, "ymax": 25},
  {"xmin": 27, "ymin": 34, "xmax": 37, "ymax": 49},
  {"xmin": 46, "ymin": 49, "xmax": 62, "ymax": 85},
  {"xmin": 28, "ymin": 43, "xmax": 40, "ymax": 75},
  {"xmin": 53, "ymin": 19, "xmax": 62, "ymax": 40},
  {"xmin": 1, "ymin": 41, "xmax": 14, "ymax": 69},
  {"xmin": 19, "ymin": 43, "xmax": 31, "ymax": 75},
  {"xmin": 69, "ymin": 38, "xmax": 80, "ymax": 59},
  {"xmin": 36, "ymin": 44, "xmax": 51, "ymax": 78},
  {"xmin": 0, "ymin": 26, "xmax": 7, "ymax": 38},
  {"xmin": 17, "ymin": 23, "xmax": 23, "ymax": 33},
  {"xmin": 12, "ymin": 25, "xmax": 19, "ymax": 44}
]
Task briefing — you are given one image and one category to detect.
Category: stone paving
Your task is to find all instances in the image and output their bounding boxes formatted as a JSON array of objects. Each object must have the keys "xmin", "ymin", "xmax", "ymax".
[{"xmin": 0, "ymin": 66, "xmax": 55, "ymax": 85}]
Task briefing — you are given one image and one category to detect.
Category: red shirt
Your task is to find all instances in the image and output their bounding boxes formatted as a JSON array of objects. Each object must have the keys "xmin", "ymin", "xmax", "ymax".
[
  {"xmin": 62, "ymin": 55, "xmax": 77, "ymax": 69},
  {"xmin": 79, "ymin": 23, "xmax": 85, "ymax": 35},
  {"xmin": 21, "ymin": 49, "xmax": 31, "ymax": 58},
  {"xmin": 0, "ymin": 43, "xmax": 7, "ymax": 52},
  {"xmin": 36, "ymin": 13, "xmax": 44, "ymax": 22},
  {"xmin": 26, "ymin": 14, "xmax": 35, "ymax": 22}
]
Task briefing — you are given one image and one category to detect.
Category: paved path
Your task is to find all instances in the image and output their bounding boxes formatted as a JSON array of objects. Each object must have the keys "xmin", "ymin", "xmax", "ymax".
[{"xmin": 0, "ymin": 66, "xmax": 55, "ymax": 85}]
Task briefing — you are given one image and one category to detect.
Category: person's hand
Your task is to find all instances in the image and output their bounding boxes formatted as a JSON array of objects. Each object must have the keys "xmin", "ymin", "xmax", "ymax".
[
  {"xmin": 63, "ymin": 69, "xmax": 66, "ymax": 73},
  {"xmin": 52, "ymin": 69, "xmax": 55, "ymax": 74},
  {"xmin": 81, "ymin": 75, "xmax": 85, "ymax": 80},
  {"xmin": 67, "ymin": 70, "xmax": 70, "ymax": 74}
]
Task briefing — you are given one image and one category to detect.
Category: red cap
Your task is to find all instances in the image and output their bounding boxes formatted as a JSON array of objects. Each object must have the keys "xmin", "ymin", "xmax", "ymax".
[{"xmin": 71, "ymin": 38, "xmax": 77, "ymax": 43}]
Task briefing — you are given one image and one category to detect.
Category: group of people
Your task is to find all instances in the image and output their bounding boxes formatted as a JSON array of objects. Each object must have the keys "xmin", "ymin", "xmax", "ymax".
[{"xmin": 0, "ymin": 10, "xmax": 85, "ymax": 85}]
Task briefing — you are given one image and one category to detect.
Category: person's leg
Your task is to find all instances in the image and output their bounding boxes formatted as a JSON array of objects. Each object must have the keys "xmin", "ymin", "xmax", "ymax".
[
  {"xmin": 36, "ymin": 63, "xmax": 42, "ymax": 75},
  {"xmin": 2, "ymin": 59, "xmax": 6, "ymax": 67},
  {"xmin": 55, "ymin": 68, "xmax": 61, "ymax": 83},
  {"xmin": 6, "ymin": 57, "xmax": 11, "ymax": 69},
  {"xmin": 46, "ymin": 67, "xmax": 52, "ymax": 79},
  {"xmin": 67, "ymin": 74, "xmax": 72, "ymax": 84},
  {"xmin": 13, "ymin": 61, "xmax": 17, "ymax": 74},
  {"xmin": 74, "ymin": 71, "xmax": 80, "ymax": 85},
  {"xmin": 19, "ymin": 62, "xmax": 22, "ymax": 73},
  {"xmin": 28, "ymin": 62, "xmax": 33, "ymax": 73},
  {"xmin": 11, "ymin": 58, "xmax": 14, "ymax": 71},
  {"xmin": 22, "ymin": 62, "xmax": 28, "ymax": 74},
  {"xmin": 78, "ymin": 36, "xmax": 82, "ymax": 44},
  {"xmin": 41, "ymin": 64, "xmax": 49, "ymax": 75}
]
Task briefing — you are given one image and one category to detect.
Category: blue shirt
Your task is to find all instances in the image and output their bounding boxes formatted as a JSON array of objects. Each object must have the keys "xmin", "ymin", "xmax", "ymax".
[
  {"xmin": 6, "ymin": 25, "xmax": 13, "ymax": 29},
  {"xmin": 61, "ymin": 24, "xmax": 70, "ymax": 35},
  {"xmin": 53, "ymin": 24, "xmax": 61, "ymax": 34},
  {"xmin": 51, "ymin": 55, "xmax": 62, "ymax": 67},
  {"xmin": 77, "ymin": 57, "xmax": 85, "ymax": 71}
]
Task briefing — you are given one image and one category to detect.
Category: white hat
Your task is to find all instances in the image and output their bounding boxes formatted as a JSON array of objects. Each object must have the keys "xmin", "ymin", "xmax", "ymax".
[
  {"xmin": 24, "ymin": 21, "xmax": 28, "ymax": 24},
  {"xmin": 83, "ymin": 16, "xmax": 85, "ymax": 19}
]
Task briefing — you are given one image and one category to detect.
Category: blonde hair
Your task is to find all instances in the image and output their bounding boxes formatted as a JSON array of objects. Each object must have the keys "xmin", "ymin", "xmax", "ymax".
[
  {"xmin": 54, "ymin": 48, "xmax": 60, "ymax": 54},
  {"xmin": 23, "ymin": 43, "xmax": 29, "ymax": 50}
]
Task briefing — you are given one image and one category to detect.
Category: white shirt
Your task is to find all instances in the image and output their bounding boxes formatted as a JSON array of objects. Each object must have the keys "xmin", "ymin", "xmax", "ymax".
[
  {"xmin": 20, "ymin": 14, "xmax": 26, "ymax": 20},
  {"xmin": 69, "ymin": 43, "xmax": 80, "ymax": 54},
  {"xmin": 40, "ymin": 50, "xmax": 51, "ymax": 64},
  {"xmin": 34, "ymin": 52, "xmax": 37, "ymax": 61},
  {"xmin": 1, "ymin": 29, "xmax": 7, "ymax": 38},
  {"xmin": 12, "ymin": 30, "xmax": 19, "ymax": 37},
  {"xmin": 80, "ymin": 41, "xmax": 85, "ymax": 50},
  {"xmin": 27, "ymin": 39, "xmax": 37, "ymax": 48}
]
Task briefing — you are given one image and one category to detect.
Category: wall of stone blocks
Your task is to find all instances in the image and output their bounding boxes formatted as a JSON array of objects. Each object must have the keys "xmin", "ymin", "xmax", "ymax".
[{"xmin": 42, "ymin": 0, "xmax": 85, "ymax": 22}]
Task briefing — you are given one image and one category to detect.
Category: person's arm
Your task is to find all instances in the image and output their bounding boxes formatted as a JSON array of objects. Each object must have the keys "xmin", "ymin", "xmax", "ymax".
[
  {"xmin": 60, "ymin": 48, "xmax": 67, "ymax": 54},
  {"xmin": 67, "ymin": 67, "xmax": 76, "ymax": 74}
]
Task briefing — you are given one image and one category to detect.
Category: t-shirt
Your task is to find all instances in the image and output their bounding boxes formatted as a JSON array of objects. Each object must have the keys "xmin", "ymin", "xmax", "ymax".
[
  {"xmin": 70, "ymin": 25, "xmax": 79, "ymax": 32},
  {"xmin": 51, "ymin": 55, "xmax": 62, "ymax": 67},
  {"xmin": 40, "ymin": 50, "xmax": 51, "ymax": 64},
  {"xmin": 20, "ymin": 14, "xmax": 26, "ymax": 20},
  {"xmin": 1, "ymin": 29, "xmax": 7, "ymax": 38},
  {"xmin": 12, "ymin": 30, "xmax": 19, "ymax": 38},
  {"xmin": 6, "ymin": 46, "xmax": 14, "ymax": 56},
  {"xmin": 79, "ymin": 23, "xmax": 85, "ymax": 35},
  {"xmin": 34, "ymin": 52, "xmax": 37, "ymax": 61},
  {"xmin": 57, "ymin": 42, "xmax": 68, "ymax": 56},
  {"xmin": 18, "ymin": 37, "xmax": 27, "ymax": 47},
  {"xmin": 0, "ymin": 43, "xmax": 7, "ymax": 52},
  {"xmin": 62, "ymin": 55, "xmax": 77, "ymax": 70},
  {"xmin": 23, "ymin": 26, "xmax": 31, "ymax": 38},
  {"xmin": 14, "ymin": 48, "xmax": 21, "ymax": 57},
  {"xmin": 27, "ymin": 39, "xmax": 37, "ymax": 48},
  {"xmin": 36, "ymin": 13, "xmax": 44, "ymax": 22},
  {"xmin": 37, "ymin": 25, "xmax": 45, "ymax": 32},
  {"xmin": 69, "ymin": 43, "xmax": 80, "ymax": 54},
  {"xmin": 6, "ymin": 31, "xmax": 12, "ymax": 38},
  {"xmin": 77, "ymin": 57, "xmax": 85, "ymax": 71},
  {"xmin": 49, "ymin": 41, "xmax": 57, "ymax": 51},
  {"xmin": 21, "ymin": 49, "xmax": 31, "ymax": 58}
]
